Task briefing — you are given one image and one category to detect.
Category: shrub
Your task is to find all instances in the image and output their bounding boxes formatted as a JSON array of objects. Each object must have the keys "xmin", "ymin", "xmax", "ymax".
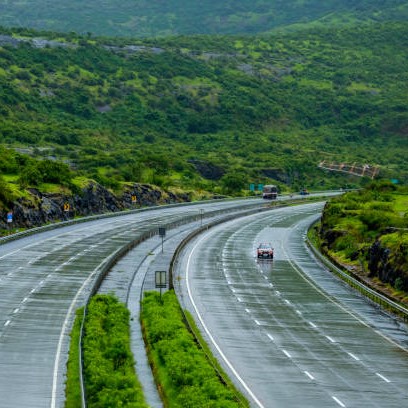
[
  {"xmin": 141, "ymin": 291, "xmax": 248, "ymax": 407},
  {"xmin": 82, "ymin": 294, "xmax": 148, "ymax": 408}
]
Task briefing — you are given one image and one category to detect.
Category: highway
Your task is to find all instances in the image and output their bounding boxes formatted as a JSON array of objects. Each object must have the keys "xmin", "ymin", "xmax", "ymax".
[
  {"xmin": 176, "ymin": 202, "xmax": 408, "ymax": 408},
  {"xmin": 0, "ymin": 198, "xmax": 262, "ymax": 408}
]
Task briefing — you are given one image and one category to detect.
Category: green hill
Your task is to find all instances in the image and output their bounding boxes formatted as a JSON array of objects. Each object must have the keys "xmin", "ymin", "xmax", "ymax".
[
  {"xmin": 0, "ymin": 0, "xmax": 407, "ymax": 37},
  {"xmin": 0, "ymin": 22, "xmax": 407, "ymax": 206}
]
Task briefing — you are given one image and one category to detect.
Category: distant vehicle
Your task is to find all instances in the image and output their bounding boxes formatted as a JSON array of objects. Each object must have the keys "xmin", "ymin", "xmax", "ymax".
[
  {"xmin": 299, "ymin": 188, "xmax": 309, "ymax": 195},
  {"xmin": 262, "ymin": 184, "xmax": 278, "ymax": 199},
  {"xmin": 257, "ymin": 243, "xmax": 274, "ymax": 259}
]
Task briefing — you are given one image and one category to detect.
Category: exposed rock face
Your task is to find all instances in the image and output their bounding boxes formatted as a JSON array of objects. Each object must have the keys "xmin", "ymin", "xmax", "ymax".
[
  {"xmin": 188, "ymin": 159, "xmax": 225, "ymax": 180},
  {"xmin": 0, "ymin": 182, "xmax": 190, "ymax": 230},
  {"xmin": 368, "ymin": 239, "xmax": 406, "ymax": 291}
]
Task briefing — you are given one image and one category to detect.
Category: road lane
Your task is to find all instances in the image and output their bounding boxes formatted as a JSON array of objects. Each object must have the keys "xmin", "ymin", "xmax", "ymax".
[
  {"xmin": 0, "ymin": 198, "xmax": 263, "ymax": 408},
  {"xmin": 177, "ymin": 202, "xmax": 408, "ymax": 408}
]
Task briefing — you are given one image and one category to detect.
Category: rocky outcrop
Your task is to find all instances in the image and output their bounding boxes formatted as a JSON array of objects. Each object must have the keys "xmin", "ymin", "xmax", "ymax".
[{"xmin": 0, "ymin": 182, "xmax": 191, "ymax": 230}]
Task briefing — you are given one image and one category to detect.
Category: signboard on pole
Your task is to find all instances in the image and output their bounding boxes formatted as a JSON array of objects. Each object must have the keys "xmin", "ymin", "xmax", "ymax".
[
  {"xmin": 63, "ymin": 203, "xmax": 70, "ymax": 212},
  {"xmin": 131, "ymin": 195, "xmax": 137, "ymax": 203},
  {"xmin": 249, "ymin": 183, "xmax": 255, "ymax": 192},
  {"xmin": 7, "ymin": 212, "xmax": 13, "ymax": 223},
  {"xmin": 158, "ymin": 227, "xmax": 166, "ymax": 237},
  {"xmin": 155, "ymin": 271, "xmax": 167, "ymax": 288}
]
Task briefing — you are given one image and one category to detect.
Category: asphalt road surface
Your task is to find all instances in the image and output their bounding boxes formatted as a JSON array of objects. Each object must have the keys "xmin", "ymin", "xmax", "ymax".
[
  {"xmin": 176, "ymin": 202, "xmax": 408, "ymax": 408},
  {"xmin": 0, "ymin": 198, "xmax": 263, "ymax": 408}
]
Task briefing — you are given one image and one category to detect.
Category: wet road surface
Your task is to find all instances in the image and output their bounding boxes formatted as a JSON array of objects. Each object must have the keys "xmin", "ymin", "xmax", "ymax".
[
  {"xmin": 0, "ymin": 199, "xmax": 263, "ymax": 408},
  {"xmin": 177, "ymin": 202, "xmax": 408, "ymax": 408}
]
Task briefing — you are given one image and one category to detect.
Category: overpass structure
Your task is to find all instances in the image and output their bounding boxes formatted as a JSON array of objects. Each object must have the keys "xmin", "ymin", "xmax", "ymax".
[{"xmin": 318, "ymin": 161, "xmax": 380, "ymax": 179}]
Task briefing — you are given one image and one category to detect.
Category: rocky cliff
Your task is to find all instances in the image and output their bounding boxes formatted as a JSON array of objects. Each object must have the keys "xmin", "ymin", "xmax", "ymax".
[{"xmin": 0, "ymin": 182, "xmax": 191, "ymax": 230}]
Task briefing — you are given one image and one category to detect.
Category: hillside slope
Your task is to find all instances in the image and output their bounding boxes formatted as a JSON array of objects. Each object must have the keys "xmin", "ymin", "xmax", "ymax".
[
  {"xmin": 0, "ymin": 23, "xmax": 407, "ymax": 205},
  {"xmin": 0, "ymin": 0, "xmax": 407, "ymax": 37}
]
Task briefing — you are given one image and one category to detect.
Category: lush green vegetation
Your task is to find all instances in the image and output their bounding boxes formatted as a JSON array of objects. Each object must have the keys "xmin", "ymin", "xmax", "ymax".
[
  {"xmin": 0, "ymin": 0, "xmax": 407, "ymax": 37},
  {"xmin": 319, "ymin": 182, "xmax": 408, "ymax": 301},
  {"xmin": 0, "ymin": 22, "xmax": 407, "ymax": 208},
  {"xmin": 80, "ymin": 295, "xmax": 148, "ymax": 407},
  {"xmin": 141, "ymin": 290, "xmax": 248, "ymax": 407}
]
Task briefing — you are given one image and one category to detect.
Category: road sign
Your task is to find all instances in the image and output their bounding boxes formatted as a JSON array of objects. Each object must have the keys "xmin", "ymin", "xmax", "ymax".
[
  {"xmin": 131, "ymin": 194, "xmax": 137, "ymax": 203},
  {"xmin": 7, "ymin": 212, "xmax": 13, "ymax": 223},
  {"xmin": 63, "ymin": 203, "xmax": 70, "ymax": 212},
  {"xmin": 258, "ymin": 183, "xmax": 264, "ymax": 191},
  {"xmin": 249, "ymin": 183, "xmax": 255, "ymax": 191},
  {"xmin": 155, "ymin": 271, "xmax": 167, "ymax": 288},
  {"xmin": 158, "ymin": 227, "xmax": 166, "ymax": 237}
]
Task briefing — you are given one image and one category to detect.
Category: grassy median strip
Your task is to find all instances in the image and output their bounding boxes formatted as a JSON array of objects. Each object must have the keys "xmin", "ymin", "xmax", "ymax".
[
  {"xmin": 141, "ymin": 290, "xmax": 249, "ymax": 408},
  {"xmin": 65, "ymin": 294, "xmax": 149, "ymax": 408}
]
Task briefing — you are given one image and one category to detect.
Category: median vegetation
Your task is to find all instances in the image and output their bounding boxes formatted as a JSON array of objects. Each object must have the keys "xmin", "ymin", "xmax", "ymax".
[
  {"xmin": 65, "ymin": 294, "xmax": 148, "ymax": 408},
  {"xmin": 141, "ymin": 290, "xmax": 249, "ymax": 407}
]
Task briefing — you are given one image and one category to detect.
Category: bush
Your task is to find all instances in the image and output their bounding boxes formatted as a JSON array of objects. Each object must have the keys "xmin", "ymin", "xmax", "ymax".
[
  {"xmin": 82, "ymin": 294, "xmax": 148, "ymax": 408},
  {"xmin": 141, "ymin": 291, "xmax": 248, "ymax": 407}
]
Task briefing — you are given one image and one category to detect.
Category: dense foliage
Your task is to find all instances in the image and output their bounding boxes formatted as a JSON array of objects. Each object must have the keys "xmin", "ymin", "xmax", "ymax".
[
  {"xmin": 141, "ymin": 290, "xmax": 248, "ymax": 407},
  {"xmin": 0, "ymin": 22, "xmax": 407, "ymax": 205},
  {"xmin": 0, "ymin": 0, "xmax": 407, "ymax": 37},
  {"xmin": 82, "ymin": 295, "xmax": 148, "ymax": 407},
  {"xmin": 319, "ymin": 182, "xmax": 408, "ymax": 297}
]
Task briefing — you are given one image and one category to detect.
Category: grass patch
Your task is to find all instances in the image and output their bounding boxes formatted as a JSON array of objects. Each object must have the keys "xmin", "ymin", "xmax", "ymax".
[
  {"xmin": 141, "ymin": 290, "xmax": 249, "ymax": 408},
  {"xmin": 66, "ymin": 295, "xmax": 148, "ymax": 408}
]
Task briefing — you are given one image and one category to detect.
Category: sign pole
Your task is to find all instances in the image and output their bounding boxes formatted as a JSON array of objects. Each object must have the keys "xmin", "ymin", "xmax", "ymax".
[
  {"xmin": 158, "ymin": 226, "xmax": 166, "ymax": 253},
  {"xmin": 155, "ymin": 271, "xmax": 167, "ymax": 301}
]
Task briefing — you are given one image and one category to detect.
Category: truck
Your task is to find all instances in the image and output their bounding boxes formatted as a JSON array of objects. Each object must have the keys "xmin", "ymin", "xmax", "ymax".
[{"xmin": 262, "ymin": 184, "xmax": 278, "ymax": 199}]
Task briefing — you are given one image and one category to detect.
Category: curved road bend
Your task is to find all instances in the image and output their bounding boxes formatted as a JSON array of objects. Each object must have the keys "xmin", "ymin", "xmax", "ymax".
[
  {"xmin": 0, "ymin": 198, "xmax": 263, "ymax": 408},
  {"xmin": 176, "ymin": 202, "xmax": 408, "ymax": 408}
]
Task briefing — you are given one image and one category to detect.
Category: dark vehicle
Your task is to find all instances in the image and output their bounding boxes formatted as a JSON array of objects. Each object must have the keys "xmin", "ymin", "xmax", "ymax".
[
  {"xmin": 257, "ymin": 243, "xmax": 274, "ymax": 259},
  {"xmin": 300, "ymin": 188, "xmax": 309, "ymax": 195},
  {"xmin": 262, "ymin": 185, "xmax": 278, "ymax": 199}
]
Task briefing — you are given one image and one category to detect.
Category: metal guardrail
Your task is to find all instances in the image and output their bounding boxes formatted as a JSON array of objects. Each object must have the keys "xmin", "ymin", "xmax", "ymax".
[{"xmin": 306, "ymin": 236, "xmax": 408, "ymax": 320}]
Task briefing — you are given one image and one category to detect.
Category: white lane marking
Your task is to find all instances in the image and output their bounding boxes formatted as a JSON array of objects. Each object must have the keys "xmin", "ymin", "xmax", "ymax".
[
  {"xmin": 269, "ymin": 283, "xmax": 273, "ymax": 288},
  {"xmin": 347, "ymin": 352, "xmax": 360, "ymax": 361},
  {"xmin": 275, "ymin": 290, "xmax": 281, "ymax": 296},
  {"xmin": 263, "ymin": 275, "xmax": 268, "ymax": 280},
  {"xmin": 284, "ymin": 299, "xmax": 291, "ymax": 305},
  {"xmin": 283, "ymin": 246, "xmax": 408, "ymax": 353},
  {"xmin": 13, "ymin": 308, "xmax": 19, "ymax": 314},
  {"xmin": 231, "ymin": 288, "xmax": 236, "ymax": 293},
  {"xmin": 22, "ymin": 297, "xmax": 28, "ymax": 303},
  {"xmin": 254, "ymin": 320, "xmax": 261, "ymax": 326},
  {"xmin": 304, "ymin": 371, "xmax": 314, "ymax": 380},
  {"xmin": 296, "ymin": 310, "xmax": 302, "ymax": 315},
  {"xmin": 245, "ymin": 308, "xmax": 251, "ymax": 314},
  {"xmin": 376, "ymin": 373, "xmax": 391, "ymax": 383},
  {"xmin": 227, "ymin": 280, "xmax": 232, "ymax": 285},
  {"xmin": 332, "ymin": 396, "xmax": 346, "ymax": 407},
  {"xmin": 30, "ymin": 288, "xmax": 35, "ymax": 294},
  {"xmin": 267, "ymin": 333, "xmax": 274, "ymax": 341},
  {"xmin": 325, "ymin": 335, "xmax": 336, "ymax": 343},
  {"xmin": 4, "ymin": 320, "xmax": 11, "ymax": 327},
  {"xmin": 282, "ymin": 349, "xmax": 292, "ymax": 358},
  {"xmin": 186, "ymin": 234, "xmax": 266, "ymax": 408},
  {"xmin": 237, "ymin": 297, "xmax": 243, "ymax": 302},
  {"xmin": 308, "ymin": 321, "xmax": 317, "ymax": 328}
]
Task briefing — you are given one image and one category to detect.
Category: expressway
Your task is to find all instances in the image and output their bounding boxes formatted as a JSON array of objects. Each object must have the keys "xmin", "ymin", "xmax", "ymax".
[
  {"xmin": 175, "ymin": 202, "xmax": 408, "ymax": 408},
  {"xmin": 0, "ymin": 198, "xmax": 264, "ymax": 408}
]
